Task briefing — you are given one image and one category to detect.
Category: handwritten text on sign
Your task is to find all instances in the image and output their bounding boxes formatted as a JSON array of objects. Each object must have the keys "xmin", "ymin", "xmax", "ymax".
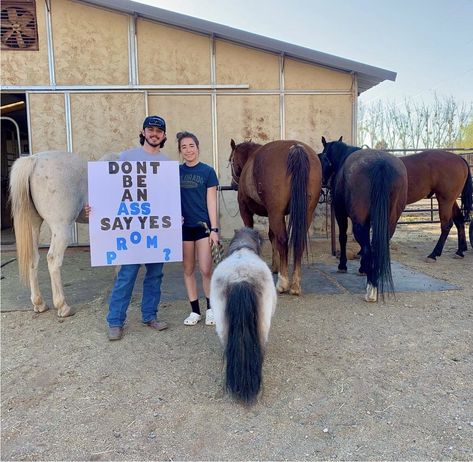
[{"xmin": 88, "ymin": 161, "xmax": 182, "ymax": 266}]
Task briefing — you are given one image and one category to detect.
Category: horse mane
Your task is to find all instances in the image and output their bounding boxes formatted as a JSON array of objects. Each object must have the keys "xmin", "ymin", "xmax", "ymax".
[{"xmin": 329, "ymin": 141, "xmax": 361, "ymax": 172}]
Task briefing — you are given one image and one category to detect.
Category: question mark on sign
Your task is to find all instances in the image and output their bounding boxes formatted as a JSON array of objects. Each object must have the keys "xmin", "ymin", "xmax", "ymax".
[{"xmin": 163, "ymin": 248, "xmax": 171, "ymax": 261}]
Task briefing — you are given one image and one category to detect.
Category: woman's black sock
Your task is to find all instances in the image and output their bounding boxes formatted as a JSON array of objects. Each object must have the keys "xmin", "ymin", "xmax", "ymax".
[
  {"xmin": 206, "ymin": 297, "xmax": 211, "ymax": 311},
  {"xmin": 190, "ymin": 299, "xmax": 200, "ymax": 315}
]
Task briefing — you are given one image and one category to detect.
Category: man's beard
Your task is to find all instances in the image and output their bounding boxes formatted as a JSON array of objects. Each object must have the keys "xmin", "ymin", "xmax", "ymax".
[{"xmin": 145, "ymin": 136, "xmax": 161, "ymax": 148}]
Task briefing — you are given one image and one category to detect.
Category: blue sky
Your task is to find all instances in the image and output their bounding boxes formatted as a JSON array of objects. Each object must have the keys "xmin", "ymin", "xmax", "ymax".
[{"xmin": 136, "ymin": 0, "xmax": 473, "ymax": 107}]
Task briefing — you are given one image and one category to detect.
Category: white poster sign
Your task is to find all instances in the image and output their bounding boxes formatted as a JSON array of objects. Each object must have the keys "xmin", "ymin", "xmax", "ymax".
[{"xmin": 88, "ymin": 160, "xmax": 182, "ymax": 266}]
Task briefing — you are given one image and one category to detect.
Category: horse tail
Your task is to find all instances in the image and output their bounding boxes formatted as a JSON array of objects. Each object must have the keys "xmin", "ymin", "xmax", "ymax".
[
  {"xmin": 9, "ymin": 155, "xmax": 38, "ymax": 286},
  {"xmin": 460, "ymin": 157, "xmax": 472, "ymax": 222},
  {"xmin": 368, "ymin": 160, "xmax": 396, "ymax": 296},
  {"xmin": 287, "ymin": 144, "xmax": 310, "ymax": 259},
  {"xmin": 225, "ymin": 281, "xmax": 263, "ymax": 405}
]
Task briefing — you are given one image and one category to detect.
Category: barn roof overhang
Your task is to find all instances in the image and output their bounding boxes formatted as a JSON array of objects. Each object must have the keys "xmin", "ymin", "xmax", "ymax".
[{"xmin": 79, "ymin": 0, "xmax": 396, "ymax": 94}]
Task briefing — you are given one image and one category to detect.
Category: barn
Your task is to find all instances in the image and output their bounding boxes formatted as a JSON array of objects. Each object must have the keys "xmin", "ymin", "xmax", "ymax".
[{"xmin": 1, "ymin": 0, "xmax": 395, "ymax": 240}]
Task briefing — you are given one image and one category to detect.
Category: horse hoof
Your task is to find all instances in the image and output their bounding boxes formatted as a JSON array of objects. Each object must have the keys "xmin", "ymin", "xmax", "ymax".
[
  {"xmin": 57, "ymin": 305, "xmax": 75, "ymax": 318},
  {"xmin": 33, "ymin": 303, "xmax": 49, "ymax": 313},
  {"xmin": 276, "ymin": 275, "xmax": 290, "ymax": 293},
  {"xmin": 289, "ymin": 287, "xmax": 301, "ymax": 296},
  {"xmin": 337, "ymin": 268, "xmax": 347, "ymax": 273},
  {"xmin": 425, "ymin": 256, "xmax": 437, "ymax": 263},
  {"xmin": 364, "ymin": 284, "xmax": 378, "ymax": 302}
]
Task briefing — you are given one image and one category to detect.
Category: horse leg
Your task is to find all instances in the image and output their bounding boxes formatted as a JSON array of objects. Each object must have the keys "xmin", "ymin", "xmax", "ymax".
[
  {"xmin": 47, "ymin": 224, "xmax": 74, "ymax": 317},
  {"xmin": 268, "ymin": 228, "xmax": 279, "ymax": 273},
  {"xmin": 269, "ymin": 216, "xmax": 290, "ymax": 294},
  {"xmin": 336, "ymin": 212, "xmax": 348, "ymax": 273},
  {"xmin": 353, "ymin": 222, "xmax": 370, "ymax": 276},
  {"xmin": 452, "ymin": 202, "xmax": 467, "ymax": 257},
  {"xmin": 30, "ymin": 215, "xmax": 49, "ymax": 313},
  {"xmin": 427, "ymin": 199, "xmax": 453, "ymax": 261},
  {"xmin": 352, "ymin": 222, "xmax": 377, "ymax": 302}
]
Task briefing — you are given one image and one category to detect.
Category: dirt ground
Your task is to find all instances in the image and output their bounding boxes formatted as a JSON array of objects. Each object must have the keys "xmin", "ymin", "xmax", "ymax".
[{"xmin": 1, "ymin": 226, "xmax": 473, "ymax": 461}]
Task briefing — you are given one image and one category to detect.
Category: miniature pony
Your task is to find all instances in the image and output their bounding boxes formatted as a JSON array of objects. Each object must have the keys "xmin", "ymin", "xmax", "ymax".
[{"xmin": 210, "ymin": 227, "xmax": 277, "ymax": 404}]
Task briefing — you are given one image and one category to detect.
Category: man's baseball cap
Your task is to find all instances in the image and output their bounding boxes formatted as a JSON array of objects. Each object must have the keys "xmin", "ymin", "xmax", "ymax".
[{"xmin": 143, "ymin": 115, "xmax": 166, "ymax": 131}]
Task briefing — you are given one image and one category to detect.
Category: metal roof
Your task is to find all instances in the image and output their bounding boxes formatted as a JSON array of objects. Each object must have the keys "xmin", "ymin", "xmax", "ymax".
[{"xmin": 80, "ymin": 0, "xmax": 396, "ymax": 94}]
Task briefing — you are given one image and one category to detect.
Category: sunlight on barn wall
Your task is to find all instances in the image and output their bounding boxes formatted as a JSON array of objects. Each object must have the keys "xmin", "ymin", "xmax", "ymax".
[{"xmin": 2, "ymin": 0, "xmax": 355, "ymax": 243}]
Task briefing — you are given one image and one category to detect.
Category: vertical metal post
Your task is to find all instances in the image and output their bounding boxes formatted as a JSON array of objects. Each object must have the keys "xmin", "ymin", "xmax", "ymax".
[
  {"xmin": 44, "ymin": 0, "xmax": 56, "ymax": 86},
  {"xmin": 210, "ymin": 34, "xmax": 220, "ymax": 222},
  {"xmin": 128, "ymin": 14, "xmax": 138, "ymax": 85},
  {"xmin": 279, "ymin": 53, "xmax": 285, "ymax": 140},
  {"xmin": 64, "ymin": 92, "xmax": 78, "ymax": 243},
  {"xmin": 25, "ymin": 92, "xmax": 32, "ymax": 155}
]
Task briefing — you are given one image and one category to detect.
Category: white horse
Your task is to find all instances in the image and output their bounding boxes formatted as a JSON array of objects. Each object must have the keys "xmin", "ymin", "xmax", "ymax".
[
  {"xmin": 210, "ymin": 227, "xmax": 277, "ymax": 404},
  {"xmin": 9, "ymin": 150, "xmax": 118, "ymax": 317}
]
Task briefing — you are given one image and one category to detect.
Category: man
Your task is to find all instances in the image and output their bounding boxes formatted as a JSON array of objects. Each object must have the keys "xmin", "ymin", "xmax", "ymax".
[{"xmin": 104, "ymin": 115, "xmax": 170, "ymax": 340}]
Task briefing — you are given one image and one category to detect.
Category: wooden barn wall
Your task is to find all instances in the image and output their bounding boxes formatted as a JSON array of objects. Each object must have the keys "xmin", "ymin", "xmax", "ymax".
[
  {"xmin": 215, "ymin": 41, "xmax": 280, "ymax": 89},
  {"xmin": 137, "ymin": 20, "xmax": 211, "ymax": 85},
  {"xmin": 0, "ymin": 1, "xmax": 49, "ymax": 85},
  {"xmin": 284, "ymin": 58, "xmax": 352, "ymax": 90},
  {"xmin": 285, "ymin": 94, "xmax": 353, "ymax": 151},
  {"xmin": 29, "ymin": 93, "xmax": 67, "ymax": 152},
  {"xmin": 1, "ymin": 0, "xmax": 359, "ymax": 241},
  {"xmin": 70, "ymin": 93, "xmax": 146, "ymax": 159},
  {"xmin": 51, "ymin": 0, "xmax": 129, "ymax": 85},
  {"xmin": 148, "ymin": 95, "xmax": 213, "ymax": 164}
]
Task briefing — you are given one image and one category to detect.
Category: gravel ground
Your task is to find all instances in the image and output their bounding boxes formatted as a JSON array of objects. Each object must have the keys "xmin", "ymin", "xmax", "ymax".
[{"xmin": 1, "ymin": 227, "xmax": 473, "ymax": 461}]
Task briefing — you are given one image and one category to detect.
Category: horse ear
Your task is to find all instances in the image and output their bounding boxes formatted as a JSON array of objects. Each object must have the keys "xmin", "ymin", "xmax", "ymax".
[
  {"xmin": 230, "ymin": 139, "xmax": 236, "ymax": 150},
  {"xmin": 321, "ymin": 136, "xmax": 327, "ymax": 147},
  {"xmin": 338, "ymin": 136, "xmax": 343, "ymax": 142}
]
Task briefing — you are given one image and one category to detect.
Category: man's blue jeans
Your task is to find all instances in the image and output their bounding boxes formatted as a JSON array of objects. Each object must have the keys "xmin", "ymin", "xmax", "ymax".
[{"xmin": 107, "ymin": 263, "xmax": 164, "ymax": 328}]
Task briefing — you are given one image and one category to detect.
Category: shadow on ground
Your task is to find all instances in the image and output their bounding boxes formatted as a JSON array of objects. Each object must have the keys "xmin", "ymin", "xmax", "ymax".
[{"xmin": 1, "ymin": 247, "xmax": 457, "ymax": 312}]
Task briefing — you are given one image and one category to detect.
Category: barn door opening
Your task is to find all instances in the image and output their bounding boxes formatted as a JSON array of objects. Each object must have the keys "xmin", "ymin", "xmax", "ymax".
[{"xmin": 1, "ymin": 92, "xmax": 29, "ymax": 238}]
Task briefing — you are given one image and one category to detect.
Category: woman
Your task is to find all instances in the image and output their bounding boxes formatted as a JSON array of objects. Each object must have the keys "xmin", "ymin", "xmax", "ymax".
[{"xmin": 178, "ymin": 131, "xmax": 219, "ymax": 326}]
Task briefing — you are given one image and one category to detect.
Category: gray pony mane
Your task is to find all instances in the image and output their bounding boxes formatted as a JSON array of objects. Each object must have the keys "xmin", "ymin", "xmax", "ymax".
[{"xmin": 227, "ymin": 227, "xmax": 263, "ymax": 256}]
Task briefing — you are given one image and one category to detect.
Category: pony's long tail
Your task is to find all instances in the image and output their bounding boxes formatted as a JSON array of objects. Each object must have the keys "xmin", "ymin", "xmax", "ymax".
[
  {"xmin": 369, "ymin": 160, "xmax": 396, "ymax": 296},
  {"xmin": 225, "ymin": 281, "xmax": 263, "ymax": 405},
  {"xmin": 287, "ymin": 144, "xmax": 310, "ymax": 260},
  {"xmin": 460, "ymin": 157, "xmax": 472, "ymax": 222},
  {"xmin": 9, "ymin": 155, "xmax": 38, "ymax": 286}
]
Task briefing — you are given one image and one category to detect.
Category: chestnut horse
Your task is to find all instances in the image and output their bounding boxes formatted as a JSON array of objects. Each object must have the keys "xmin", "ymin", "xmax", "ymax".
[
  {"xmin": 320, "ymin": 137, "xmax": 408, "ymax": 302},
  {"xmin": 400, "ymin": 150, "xmax": 472, "ymax": 261},
  {"xmin": 229, "ymin": 139, "xmax": 322, "ymax": 295}
]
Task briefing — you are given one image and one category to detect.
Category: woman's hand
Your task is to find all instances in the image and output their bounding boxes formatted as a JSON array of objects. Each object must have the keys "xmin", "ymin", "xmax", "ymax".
[
  {"xmin": 84, "ymin": 204, "xmax": 92, "ymax": 218},
  {"xmin": 209, "ymin": 230, "xmax": 219, "ymax": 246}
]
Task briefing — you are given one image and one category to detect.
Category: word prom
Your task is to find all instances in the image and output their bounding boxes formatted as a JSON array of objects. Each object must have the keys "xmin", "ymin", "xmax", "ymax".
[{"xmin": 88, "ymin": 160, "xmax": 182, "ymax": 266}]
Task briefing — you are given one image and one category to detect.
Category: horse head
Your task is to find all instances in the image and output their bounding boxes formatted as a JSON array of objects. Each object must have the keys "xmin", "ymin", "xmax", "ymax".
[
  {"xmin": 317, "ymin": 152, "xmax": 332, "ymax": 188},
  {"xmin": 228, "ymin": 139, "xmax": 261, "ymax": 189},
  {"xmin": 228, "ymin": 227, "xmax": 264, "ymax": 256},
  {"xmin": 321, "ymin": 136, "xmax": 361, "ymax": 178}
]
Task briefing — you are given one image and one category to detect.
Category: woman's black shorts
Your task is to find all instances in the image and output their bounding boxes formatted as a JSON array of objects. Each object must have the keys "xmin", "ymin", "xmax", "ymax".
[{"xmin": 182, "ymin": 225, "xmax": 209, "ymax": 242}]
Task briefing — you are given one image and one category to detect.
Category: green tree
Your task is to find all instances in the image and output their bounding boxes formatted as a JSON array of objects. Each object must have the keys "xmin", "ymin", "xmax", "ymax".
[{"xmin": 456, "ymin": 118, "xmax": 473, "ymax": 148}]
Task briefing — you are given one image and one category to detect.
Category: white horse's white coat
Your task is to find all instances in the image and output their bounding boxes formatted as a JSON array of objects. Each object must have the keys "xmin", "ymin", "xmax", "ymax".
[
  {"xmin": 211, "ymin": 248, "xmax": 277, "ymax": 346},
  {"xmin": 9, "ymin": 151, "xmax": 118, "ymax": 316}
]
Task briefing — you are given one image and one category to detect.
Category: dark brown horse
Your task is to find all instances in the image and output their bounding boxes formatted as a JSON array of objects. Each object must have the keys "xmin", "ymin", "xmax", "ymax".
[
  {"xmin": 320, "ymin": 137, "xmax": 408, "ymax": 302},
  {"xmin": 229, "ymin": 139, "xmax": 322, "ymax": 295},
  {"xmin": 400, "ymin": 150, "xmax": 472, "ymax": 261}
]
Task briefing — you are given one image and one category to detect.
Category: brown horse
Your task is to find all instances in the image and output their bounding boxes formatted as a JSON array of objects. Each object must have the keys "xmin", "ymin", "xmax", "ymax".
[
  {"xmin": 400, "ymin": 150, "xmax": 472, "ymax": 261},
  {"xmin": 229, "ymin": 139, "xmax": 322, "ymax": 295},
  {"xmin": 320, "ymin": 137, "xmax": 408, "ymax": 302}
]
